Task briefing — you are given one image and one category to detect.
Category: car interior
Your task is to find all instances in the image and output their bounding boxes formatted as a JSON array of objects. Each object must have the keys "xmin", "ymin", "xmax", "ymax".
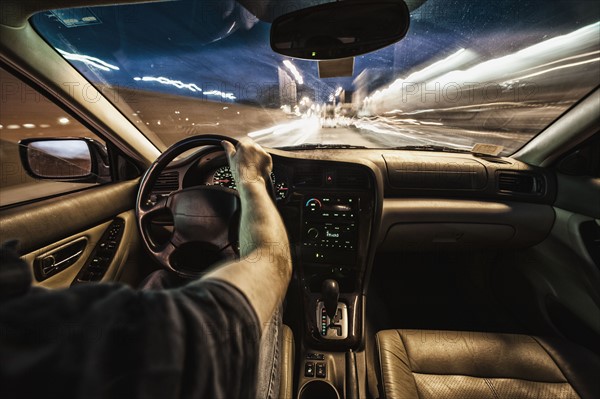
[{"xmin": 1, "ymin": 0, "xmax": 599, "ymax": 398}]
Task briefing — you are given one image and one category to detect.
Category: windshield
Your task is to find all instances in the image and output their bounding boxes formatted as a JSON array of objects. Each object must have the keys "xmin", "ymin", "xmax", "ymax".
[{"xmin": 31, "ymin": 0, "xmax": 599, "ymax": 155}]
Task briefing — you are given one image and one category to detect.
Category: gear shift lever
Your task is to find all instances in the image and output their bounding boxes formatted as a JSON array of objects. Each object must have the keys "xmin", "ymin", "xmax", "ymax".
[{"xmin": 321, "ymin": 279, "xmax": 339, "ymax": 325}]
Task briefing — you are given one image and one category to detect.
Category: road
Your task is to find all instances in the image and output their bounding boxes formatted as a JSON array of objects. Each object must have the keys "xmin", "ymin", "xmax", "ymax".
[{"xmin": 250, "ymin": 114, "xmax": 536, "ymax": 155}]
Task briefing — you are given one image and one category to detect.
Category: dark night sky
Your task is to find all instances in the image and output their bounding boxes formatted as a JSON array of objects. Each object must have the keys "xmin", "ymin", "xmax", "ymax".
[{"xmin": 31, "ymin": 0, "xmax": 599, "ymax": 104}]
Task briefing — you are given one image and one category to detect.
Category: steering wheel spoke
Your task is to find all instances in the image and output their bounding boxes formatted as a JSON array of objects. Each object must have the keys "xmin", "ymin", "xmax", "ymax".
[
  {"xmin": 139, "ymin": 195, "xmax": 169, "ymax": 221},
  {"xmin": 153, "ymin": 241, "xmax": 177, "ymax": 270}
]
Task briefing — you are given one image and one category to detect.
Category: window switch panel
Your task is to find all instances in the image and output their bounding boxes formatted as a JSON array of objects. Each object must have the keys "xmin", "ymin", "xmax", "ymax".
[{"xmin": 72, "ymin": 218, "xmax": 124, "ymax": 285}]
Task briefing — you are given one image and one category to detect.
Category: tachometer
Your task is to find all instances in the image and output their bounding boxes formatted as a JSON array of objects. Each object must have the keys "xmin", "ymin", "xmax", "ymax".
[{"xmin": 212, "ymin": 166, "xmax": 236, "ymax": 189}]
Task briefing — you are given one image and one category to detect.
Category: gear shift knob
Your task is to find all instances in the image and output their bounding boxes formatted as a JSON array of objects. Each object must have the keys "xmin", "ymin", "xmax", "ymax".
[{"xmin": 321, "ymin": 279, "xmax": 339, "ymax": 321}]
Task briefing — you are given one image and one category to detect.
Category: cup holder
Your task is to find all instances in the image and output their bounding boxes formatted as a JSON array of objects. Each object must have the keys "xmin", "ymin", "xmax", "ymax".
[{"xmin": 298, "ymin": 380, "xmax": 340, "ymax": 399}]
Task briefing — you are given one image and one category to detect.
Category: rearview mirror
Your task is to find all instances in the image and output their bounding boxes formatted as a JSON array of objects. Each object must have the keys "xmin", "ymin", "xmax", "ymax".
[
  {"xmin": 270, "ymin": 0, "xmax": 410, "ymax": 60},
  {"xmin": 19, "ymin": 138, "xmax": 109, "ymax": 182}
]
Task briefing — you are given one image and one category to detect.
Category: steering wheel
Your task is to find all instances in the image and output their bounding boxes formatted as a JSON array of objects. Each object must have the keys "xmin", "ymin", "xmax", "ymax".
[{"xmin": 136, "ymin": 134, "xmax": 273, "ymax": 278}]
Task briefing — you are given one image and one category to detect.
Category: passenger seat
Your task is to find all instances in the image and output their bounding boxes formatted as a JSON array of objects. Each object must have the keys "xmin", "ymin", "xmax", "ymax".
[{"xmin": 375, "ymin": 329, "xmax": 599, "ymax": 399}]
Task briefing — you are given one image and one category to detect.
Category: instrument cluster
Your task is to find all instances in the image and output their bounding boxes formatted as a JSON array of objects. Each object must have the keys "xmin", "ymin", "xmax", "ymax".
[{"xmin": 210, "ymin": 165, "xmax": 290, "ymax": 201}]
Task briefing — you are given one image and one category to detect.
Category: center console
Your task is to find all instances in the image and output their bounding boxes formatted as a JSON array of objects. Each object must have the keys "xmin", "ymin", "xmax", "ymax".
[
  {"xmin": 274, "ymin": 158, "xmax": 379, "ymax": 399},
  {"xmin": 298, "ymin": 189, "xmax": 373, "ymax": 350}
]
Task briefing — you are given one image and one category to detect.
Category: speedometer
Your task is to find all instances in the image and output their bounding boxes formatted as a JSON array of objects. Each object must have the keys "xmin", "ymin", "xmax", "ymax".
[
  {"xmin": 212, "ymin": 166, "xmax": 236, "ymax": 189},
  {"xmin": 213, "ymin": 167, "xmax": 289, "ymax": 200}
]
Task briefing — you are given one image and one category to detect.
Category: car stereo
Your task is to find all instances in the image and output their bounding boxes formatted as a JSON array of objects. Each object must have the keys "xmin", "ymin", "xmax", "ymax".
[{"xmin": 301, "ymin": 196, "xmax": 358, "ymax": 266}]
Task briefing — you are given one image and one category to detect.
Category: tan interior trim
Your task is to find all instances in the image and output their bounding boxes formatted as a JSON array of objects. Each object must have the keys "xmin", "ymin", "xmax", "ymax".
[{"xmin": 0, "ymin": 180, "xmax": 138, "ymax": 253}]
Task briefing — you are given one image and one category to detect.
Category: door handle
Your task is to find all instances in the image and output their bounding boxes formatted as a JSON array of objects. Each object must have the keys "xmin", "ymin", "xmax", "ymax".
[{"xmin": 34, "ymin": 237, "xmax": 87, "ymax": 281}]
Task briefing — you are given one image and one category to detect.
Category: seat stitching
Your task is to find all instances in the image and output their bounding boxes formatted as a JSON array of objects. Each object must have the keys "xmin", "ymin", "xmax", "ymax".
[
  {"xmin": 531, "ymin": 336, "xmax": 582, "ymax": 398},
  {"xmin": 411, "ymin": 371, "xmax": 571, "ymax": 384},
  {"xmin": 266, "ymin": 308, "xmax": 280, "ymax": 399},
  {"xmin": 484, "ymin": 378, "xmax": 500, "ymax": 399},
  {"xmin": 396, "ymin": 330, "xmax": 421, "ymax": 399}
]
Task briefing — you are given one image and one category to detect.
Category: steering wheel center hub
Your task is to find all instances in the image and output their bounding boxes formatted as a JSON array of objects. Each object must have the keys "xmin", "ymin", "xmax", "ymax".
[{"xmin": 169, "ymin": 185, "xmax": 240, "ymax": 248}]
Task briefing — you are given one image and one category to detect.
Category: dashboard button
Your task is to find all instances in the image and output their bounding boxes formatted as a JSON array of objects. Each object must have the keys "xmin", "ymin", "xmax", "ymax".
[
  {"xmin": 305, "ymin": 362, "xmax": 315, "ymax": 377},
  {"xmin": 316, "ymin": 363, "xmax": 326, "ymax": 378}
]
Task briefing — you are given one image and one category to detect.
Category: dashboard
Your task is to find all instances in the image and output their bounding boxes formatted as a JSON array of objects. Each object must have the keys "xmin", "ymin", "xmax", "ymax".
[{"xmin": 149, "ymin": 147, "xmax": 557, "ymax": 253}]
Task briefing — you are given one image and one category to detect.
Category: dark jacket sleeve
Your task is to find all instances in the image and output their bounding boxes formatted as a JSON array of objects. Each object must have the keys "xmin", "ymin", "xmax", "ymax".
[{"xmin": 0, "ymin": 280, "xmax": 261, "ymax": 399}]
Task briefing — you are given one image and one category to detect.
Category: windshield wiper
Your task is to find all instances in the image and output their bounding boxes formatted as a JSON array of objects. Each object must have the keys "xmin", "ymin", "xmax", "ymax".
[
  {"xmin": 276, "ymin": 143, "xmax": 367, "ymax": 150},
  {"xmin": 390, "ymin": 145, "xmax": 472, "ymax": 154}
]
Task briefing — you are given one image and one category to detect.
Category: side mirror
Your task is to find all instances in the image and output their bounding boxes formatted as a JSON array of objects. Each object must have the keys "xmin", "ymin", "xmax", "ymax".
[
  {"xmin": 19, "ymin": 138, "xmax": 110, "ymax": 183},
  {"xmin": 270, "ymin": 0, "xmax": 410, "ymax": 60}
]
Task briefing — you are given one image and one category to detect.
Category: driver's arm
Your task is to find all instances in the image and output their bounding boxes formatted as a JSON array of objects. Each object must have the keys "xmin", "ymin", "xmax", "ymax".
[{"xmin": 201, "ymin": 138, "xmax": 292, "ymax": 333}]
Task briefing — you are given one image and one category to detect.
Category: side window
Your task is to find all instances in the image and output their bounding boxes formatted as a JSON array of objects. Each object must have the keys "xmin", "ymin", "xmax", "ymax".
[{"xmin": 0, "ymin": 66, "xmax": 110, "ymax": 207}]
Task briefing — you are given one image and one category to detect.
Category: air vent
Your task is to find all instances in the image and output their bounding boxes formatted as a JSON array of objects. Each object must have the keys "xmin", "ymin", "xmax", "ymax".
[
  {"xmin": 497, "ymin": 171, "xmax": 544, "ymax": 195},
  {"xmin": 293, "ymin": 167, "xmax": 322, "ymax": 187},
  {"xmin": 153, "ymin": 171, "xmax": 179, "ymax": 194},
  {"xmin": 337, "ymin": 168, "xmax": 369, "ymax": 188}
]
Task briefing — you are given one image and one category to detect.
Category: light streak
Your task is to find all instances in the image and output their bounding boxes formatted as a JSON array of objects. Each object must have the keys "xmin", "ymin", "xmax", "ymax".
[
  {"xmin": 134, "ymin": 76, "xmax": 202, "ymax": 93},
  {"xmin": 363, "ymin": 21, "xmax": 600, "ymax": 114},
  {"xmin": 283, "ymin": 60, "xmax": 304, "ymax": 85},
  {"xmin": 57, "ymin": 49, "xmax": 119, "ymax": 71},
  {"xmin": 504, "ymin": 57, "xmax": 599, "ymax": 83},
  {"xmin": 204, "ymin": 90, "xmax": 236, "ymax": 100}
]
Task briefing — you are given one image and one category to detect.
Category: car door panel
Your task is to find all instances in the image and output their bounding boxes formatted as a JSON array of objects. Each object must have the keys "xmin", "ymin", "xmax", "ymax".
[
  {"xmin": 20, "ymin": 210, "xmax": 139, "ymax": 289},
  {"xmin": 494, "ymin": 172, "xmax": 600, "ymax": 355},
  {"xmin": 0, "ymin": 180, "xmax": 138, "ymax": 253},
  {"xmin": 0, "ymin": 180, "xmax": 141, "ymax": 289}
]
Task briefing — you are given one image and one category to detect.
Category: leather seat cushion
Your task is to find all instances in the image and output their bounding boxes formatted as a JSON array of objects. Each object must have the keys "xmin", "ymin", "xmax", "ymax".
[{"xmin": 376, "ymin": 329, "xmax": 600, "ymax": 399}]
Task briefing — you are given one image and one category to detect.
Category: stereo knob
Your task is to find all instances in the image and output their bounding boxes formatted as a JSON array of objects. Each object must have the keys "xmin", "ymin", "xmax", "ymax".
[
  {"xmin": 305, "ymin": 198, "xmax": 322, "ymax": 211},
  {"xmin": 307, "ymin": 227, "xmax": 319, "ymax": 239}
]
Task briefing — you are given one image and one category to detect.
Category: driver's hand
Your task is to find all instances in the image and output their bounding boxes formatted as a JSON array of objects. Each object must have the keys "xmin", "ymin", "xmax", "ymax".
[{"xmin": 222, "ymin": 138, "xmax": 272, "ymax": 190}]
